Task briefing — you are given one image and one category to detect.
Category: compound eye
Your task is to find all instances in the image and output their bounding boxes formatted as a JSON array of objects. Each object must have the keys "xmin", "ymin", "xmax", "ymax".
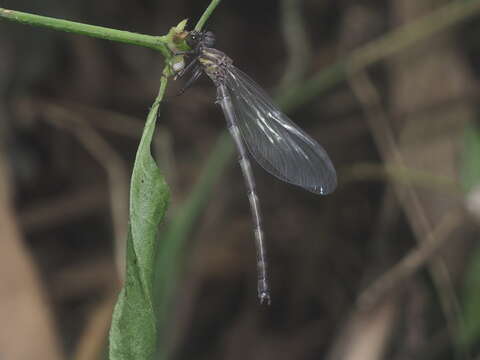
[{"xmin": 186, "ymin": 31, "xmax": 199, "ymax": 48}]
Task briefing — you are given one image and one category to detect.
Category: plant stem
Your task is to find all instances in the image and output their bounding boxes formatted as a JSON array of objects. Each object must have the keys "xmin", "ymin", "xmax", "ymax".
[
  {"xmin": 195, "ymin": 0, "xmax": 222, "ymax": 31},
  {"xmin": 0, "ymin": 8, "xmax": 170, "ymax": 57}
]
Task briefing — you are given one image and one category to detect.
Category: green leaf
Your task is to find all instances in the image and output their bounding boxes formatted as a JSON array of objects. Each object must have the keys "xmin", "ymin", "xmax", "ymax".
[{"xmin": 109, "ymin": 77, "xmax": 170, "ymax": 360}]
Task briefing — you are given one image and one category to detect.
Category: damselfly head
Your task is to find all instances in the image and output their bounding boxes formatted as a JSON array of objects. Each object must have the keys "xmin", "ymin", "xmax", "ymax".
[
  {"xmin": 186, "ymin": 30, "xmax": 216, "ymax": 49},
  {"xmin": 185, "ymin": 30, "xmax": 200, "ymax": 48}
]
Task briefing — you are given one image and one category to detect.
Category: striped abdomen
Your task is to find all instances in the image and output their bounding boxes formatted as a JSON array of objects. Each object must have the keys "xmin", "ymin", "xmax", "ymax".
[{"xmin": 216, "ymin": 84, "xmax": 271, "ymax": 305}]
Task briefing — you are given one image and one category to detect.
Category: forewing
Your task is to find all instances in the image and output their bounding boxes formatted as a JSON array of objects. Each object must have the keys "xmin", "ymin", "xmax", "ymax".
[{"xmin": 224, "ymin": 67, "xmax": 337, "ymax": 195}]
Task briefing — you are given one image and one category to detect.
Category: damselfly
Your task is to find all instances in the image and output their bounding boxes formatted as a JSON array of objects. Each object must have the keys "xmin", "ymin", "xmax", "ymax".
[{"xmin": 175, "ymin": 30, "xmax": 337, "ymax": 305}]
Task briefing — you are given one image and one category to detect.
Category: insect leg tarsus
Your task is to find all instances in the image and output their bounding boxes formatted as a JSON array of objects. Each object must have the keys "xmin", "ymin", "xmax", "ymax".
[{"xmin": 175, "ymin": 66, "xmax": 203, "ymax": 97}]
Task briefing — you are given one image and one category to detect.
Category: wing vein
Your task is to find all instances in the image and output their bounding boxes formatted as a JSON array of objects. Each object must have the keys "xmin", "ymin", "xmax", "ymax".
[{"xmin": 223, "ymin": 66, "xmax": 337, "ymax": 195}]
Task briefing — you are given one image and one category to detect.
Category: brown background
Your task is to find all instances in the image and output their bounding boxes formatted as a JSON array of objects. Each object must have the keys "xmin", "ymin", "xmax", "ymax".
[{"xmin": 0, "ymin": 0, "xmax": 479, "ymax": 359}]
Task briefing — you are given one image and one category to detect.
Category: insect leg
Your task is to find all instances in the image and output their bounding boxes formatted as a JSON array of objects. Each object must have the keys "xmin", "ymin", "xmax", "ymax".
[{"xmin": 175, "ymin": 66, "xmax": 203, "ymax": 97}]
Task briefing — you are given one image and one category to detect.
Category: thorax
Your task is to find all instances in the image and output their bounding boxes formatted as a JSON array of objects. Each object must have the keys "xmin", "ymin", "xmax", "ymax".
[{"xmin": 198, "ymin": 47, "xmax": 233, "ymax": 84}]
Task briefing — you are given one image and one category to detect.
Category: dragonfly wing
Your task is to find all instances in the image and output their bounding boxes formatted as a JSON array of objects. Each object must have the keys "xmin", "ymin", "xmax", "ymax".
[{"xmin": 224, "ymin": 67, "xmax": 337, "ymax": 195}]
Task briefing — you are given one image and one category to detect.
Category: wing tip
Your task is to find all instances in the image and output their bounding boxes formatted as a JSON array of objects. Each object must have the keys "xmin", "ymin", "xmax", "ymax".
[{"xmin": 308, "ymin": 176, "xmax": 337, "ymax": 195}]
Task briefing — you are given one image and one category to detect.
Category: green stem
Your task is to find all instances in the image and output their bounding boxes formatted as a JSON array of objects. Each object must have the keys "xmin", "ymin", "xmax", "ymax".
[
  {"xmin": 152, "ymin": 74, "xmax": 169, "ymax": 114},
  {"xmin": 0, "ymin": 8, "xmax": 170, "ymax": 57},
  {"xmin": 195, "ymin": 0, "xmax": 222, "ymax": 31}
]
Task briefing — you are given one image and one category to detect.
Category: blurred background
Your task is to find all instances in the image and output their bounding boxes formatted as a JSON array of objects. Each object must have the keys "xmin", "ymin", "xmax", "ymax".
[{"xmin": 2, "ymin": 0, "xmax": 480, "ymax": 359}]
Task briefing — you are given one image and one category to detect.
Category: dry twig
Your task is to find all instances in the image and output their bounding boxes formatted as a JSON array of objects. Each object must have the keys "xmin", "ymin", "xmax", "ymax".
[
  {"xmin": 41, "ymin": 104, "xmax": 129, "ymax": 279},
  {"xmin": 348, "ymin": 69, "xmax": 464, "ymax": 349}
]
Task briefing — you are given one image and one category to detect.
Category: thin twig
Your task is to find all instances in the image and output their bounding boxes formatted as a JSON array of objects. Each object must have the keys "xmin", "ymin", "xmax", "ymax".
[
  {"xmin": 40, "ymin": 104, "xmax": 129, "ymax": 280},
  {"xmin": 348, "ymin": 69, "xmax": 464, "ymax": 349},
  {"xmin": 19, "ymin": 185, "xmax": 107, "ymax": 233},
  {"xmin": 279, "ymin": 0, "xmax": 480, "ymax": 110},
  {"xmin": 358, "ymin": 210, "xmax": 463, "ymax": 309},
  {"xmin": 52, "ymin": 258, "xmax": 116, "ymax": 299},
  {"xmin": 30, "ymin": 99, "xmax": 180, "ymax": 214}
]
